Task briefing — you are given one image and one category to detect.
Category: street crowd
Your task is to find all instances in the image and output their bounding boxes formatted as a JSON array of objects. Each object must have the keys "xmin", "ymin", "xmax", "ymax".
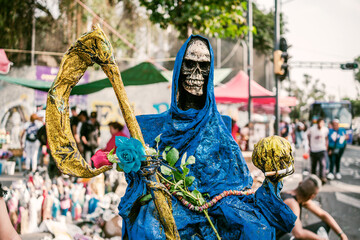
[
  {"xmin": 0, "ymin": 106, "xmax": 131, "ymax": 239},
  {"xmin": 232, "ymin": 118, "xmax": 348, "ymax": 185},
  {"xmin": 21, "ymin": 106, "xmax": 130, "ymax": 176}
]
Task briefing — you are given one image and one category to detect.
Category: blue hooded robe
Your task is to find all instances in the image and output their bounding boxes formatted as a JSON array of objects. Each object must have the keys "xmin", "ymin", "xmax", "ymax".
[{"xmin": 118, "ymin": 35, "xmax": 296, "ymax": 239}]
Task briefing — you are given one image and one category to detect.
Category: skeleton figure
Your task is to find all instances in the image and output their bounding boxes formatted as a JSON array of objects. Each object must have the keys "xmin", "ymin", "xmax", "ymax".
[{"xmin": 178, "ymin": 38, "xmax": 210, "ymax": 111}]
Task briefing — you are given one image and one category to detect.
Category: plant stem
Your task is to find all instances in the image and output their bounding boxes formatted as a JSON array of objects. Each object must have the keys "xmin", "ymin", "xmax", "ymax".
[
  {"xmin": 157, "ymin": 173, "xmax": 221, "ymax": 239},
  {"xmin": 157, "ymin": 173, "xmax": 198, "ymax": 200},
  {"xmin": 203, "ymin": 209, "xmax": 221, "ymax": 240},
  {"xmin": 157, "ymin": 172, "xmax": 175, "ymax": 185}
]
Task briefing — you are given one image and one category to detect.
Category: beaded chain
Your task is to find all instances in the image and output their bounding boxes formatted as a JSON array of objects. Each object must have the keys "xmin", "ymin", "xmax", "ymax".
[{"xmin": 163, "ymin": 183, "xmax": 254, "ymax": 212}]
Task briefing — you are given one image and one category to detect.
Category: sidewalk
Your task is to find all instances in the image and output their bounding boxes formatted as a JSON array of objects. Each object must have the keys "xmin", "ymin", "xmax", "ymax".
[{"xmin": 0, "ymin": 171, "xmax": 24, "ymax": 187}]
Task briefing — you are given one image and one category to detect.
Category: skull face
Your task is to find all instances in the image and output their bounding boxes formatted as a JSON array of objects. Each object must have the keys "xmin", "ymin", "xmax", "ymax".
[{"xmin": 180, "ymin": 39, "xmax": 210, "ymax": 96}]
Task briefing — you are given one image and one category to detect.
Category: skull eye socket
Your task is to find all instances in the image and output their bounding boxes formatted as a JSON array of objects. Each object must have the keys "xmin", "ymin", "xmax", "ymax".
[
  {"xmin": 184, "ymin": 60, "xmax": 196, "ymax": 69},
  {"xmin": 199, "ymin": 62, "xmax": 210, "ymax": 72}
]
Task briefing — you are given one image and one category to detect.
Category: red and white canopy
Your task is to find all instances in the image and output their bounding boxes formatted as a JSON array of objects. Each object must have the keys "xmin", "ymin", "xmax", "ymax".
[
  {"xmin": 214, "ymin": 71, "xmax": 296, "ymax": 107},
  {"xmin": 0, "ymin": 49, "xmax": 12, "ymax": 74}
]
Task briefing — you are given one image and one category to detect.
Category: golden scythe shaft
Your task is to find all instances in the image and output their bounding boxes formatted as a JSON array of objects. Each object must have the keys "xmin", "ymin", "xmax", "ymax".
[{"xmin": 46, "ymin": 25, "xmax": 179, "ymax": 239}]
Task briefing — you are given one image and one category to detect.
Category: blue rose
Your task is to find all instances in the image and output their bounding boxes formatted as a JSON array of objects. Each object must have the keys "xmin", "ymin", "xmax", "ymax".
[{"xmin": 115, "ymin": 136, "xmax": 146, "ymax": 173}]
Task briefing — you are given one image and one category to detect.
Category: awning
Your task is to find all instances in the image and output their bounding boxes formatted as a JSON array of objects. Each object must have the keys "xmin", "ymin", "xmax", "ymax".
[
  {"xmin": 214, "ymin": 71, "xmax": 296, "ymax": 107},
  {"xmin": 0, "ymin": 49, "xmax": 12, "ymax": 74},
  {"xmin": 0, "ymin": 62, "xmax": 168, "ymax": 95},
  {"xmin": 161, "ymin": 68, "xmax": 233, "ymax": 86}
]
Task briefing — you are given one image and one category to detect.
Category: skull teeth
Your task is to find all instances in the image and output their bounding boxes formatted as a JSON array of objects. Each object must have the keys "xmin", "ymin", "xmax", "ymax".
[{"xmin": 185, "ymin": 79, "xmax": 204, "ymax": 87}]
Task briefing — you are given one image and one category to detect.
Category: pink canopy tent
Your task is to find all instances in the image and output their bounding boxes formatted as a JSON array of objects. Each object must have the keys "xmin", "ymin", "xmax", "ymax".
[
  {"xmin": 0, "ymin": 49, "xmax": 12, "ymax": 74},
  {"xmin": 214, "ymin": 71, "xmax": 296, "ymax": 107}
]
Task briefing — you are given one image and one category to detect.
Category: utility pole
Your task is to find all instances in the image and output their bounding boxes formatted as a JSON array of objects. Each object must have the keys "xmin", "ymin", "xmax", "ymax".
[
  {"xmin": 274, "ymin": 0, "xmax": 280, "ymax": 135},
  {"xmin": 217, "ymin": 38, "xmax": 221, "ymax": 68},
  {"xmin": 247, "ymin": 0, "xmax": 253, "ymax": 124},
  {"xmin": 31, "ymin": 14, "xmax": 36, "ymax": 66}
]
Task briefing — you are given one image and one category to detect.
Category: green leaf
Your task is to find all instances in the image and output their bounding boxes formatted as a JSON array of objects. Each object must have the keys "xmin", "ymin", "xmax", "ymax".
[
  {"xmin": 198, "ymin": 195, "xmax": 206, "ymax": 205},
  {"xmin": 186, "ymin": 155, "xmax": 195, "ymax": 165},
  {"xmin": 140, "ymin": 194, "xmax": 152, "ymax": 203},
  {"xmin": 160, "ymin": 166, "xmax": 172, "ymax": 176},
  {"xmin": 155, "ymin": 134, "xmax": 162, "ymax": 143},
  {"xmin": 162, "ymin": 151, "xmax": 167, "ymax": 160},
  {"xmin": 183, "ymin": 167, "xmax": 189, "ymax": 177},
  {"xmin": 107, "ymin": 147, "xmax": 117, "ymax": 163},
  {"xmin": 147, "ymin": 147, "xmax": 157, "ymax": 155},
  {"xmin": 166, "ymin": 148, "xmax": 179, "ymax": 166},
  {"xmin": 192, "ymin": 189, "xmax": 206, "ymax": 205},
  {"xmin": 180, "ymin": 152, "xmax": 187, "ymax": 169},
  {"xmin": 188, "ymin": 196, "xmax": 198, "ymax": 205},
  {"xmin": 192, "ymin": 189, "xmax": 201, "ymax": 198},
  {"xmin": 173, "ymin": 170, "xmax": 183, "ymax": 181},
  {"xmin": 174, "ymin": 180, "xmax": 184, "ymax": 190},
  {"xmin": 185, "ymin": 176, "xmax": 195, "ymax": 187},
  {"xmin": 165, "ymin": 146, "xmax": 171, "ymax": 151},
  {"xmin": 176, "ymin": 191, "xmax": 184, "ymax": 197}
]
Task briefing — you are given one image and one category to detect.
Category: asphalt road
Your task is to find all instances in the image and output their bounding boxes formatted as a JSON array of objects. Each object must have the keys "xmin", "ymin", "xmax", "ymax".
[{"xmin": 283, "ymin": 144, "xmax": 360, "ymax": 240}]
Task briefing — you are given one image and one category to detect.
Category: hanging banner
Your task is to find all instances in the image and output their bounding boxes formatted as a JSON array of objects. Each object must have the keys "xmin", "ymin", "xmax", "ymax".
[{"xmin": 35, "ymin": 66, "xmax": 89, "ymax": 109}]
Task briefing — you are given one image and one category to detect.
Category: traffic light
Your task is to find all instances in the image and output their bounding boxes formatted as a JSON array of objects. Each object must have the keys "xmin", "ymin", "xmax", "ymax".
[
  {"xmin": 274, "ymin": 50, "xmax": 285, "ymax": 75},
  {"xmin": 274, "ymin": 37, "xmax": 289, "ymax": 81},
  {"xmin": 340, "ymin": 62, "xmax": 358, "ymax": 70}
]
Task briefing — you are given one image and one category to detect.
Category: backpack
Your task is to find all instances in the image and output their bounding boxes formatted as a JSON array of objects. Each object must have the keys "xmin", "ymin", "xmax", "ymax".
[
  {"xmin": 26, "ymin": 123, "xmax": 39, "ymax": 142},
  {"xmin": 37, "ymin": 125, "xmax": 47, "ymax": 145}
]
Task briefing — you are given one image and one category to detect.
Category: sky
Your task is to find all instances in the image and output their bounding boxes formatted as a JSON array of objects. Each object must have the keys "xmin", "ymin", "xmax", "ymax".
[{"xmin": 258, "ymin": 0, "xmax": 360, "ymax": 100}]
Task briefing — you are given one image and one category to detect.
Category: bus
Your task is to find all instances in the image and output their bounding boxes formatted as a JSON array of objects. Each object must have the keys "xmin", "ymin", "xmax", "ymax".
[{"xmin": 309, "ymin": 101, "xmax": 353, "ymax": 142}]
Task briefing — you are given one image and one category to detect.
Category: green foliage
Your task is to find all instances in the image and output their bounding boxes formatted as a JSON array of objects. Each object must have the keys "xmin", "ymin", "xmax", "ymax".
[
  {"xmin": 165, "ymin": 148, "xmax": 179, "ymax": 167},
  {"xmin": 286, "ymin": 74, "xmax": 327, "ymax": 120},
  {"xmin": 107, "ymin": 148, "xmax": 117, "ymax": 163},
  {"xmin": 149, "ymin": 135, "xmax": 220, "ymax": 239},
  {"xmin": 252, "ymin": 5, "xmax": 286, "ymax": 54},
  {"xmin": 0, "ymin": 0, "xmax": 55, "ymax": 64},
  {"xmin": 355, "ymin": 56, "xmax": 360, "ymax": 84},
  {"xmin": 140, "ymin": 1, "xmax": 286, "ymax": 54},
  {"xmin": 343, "ymin": 97, "xmax": 360, "ymax": 117},
  {"xmin": 139, "ymin": 0, "xmax": 247, "ymax": 39}
]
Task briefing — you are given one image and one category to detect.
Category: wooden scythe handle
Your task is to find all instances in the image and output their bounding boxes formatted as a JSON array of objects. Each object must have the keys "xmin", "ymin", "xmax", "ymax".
[{"xmin": 46, "ymin": 24, "xmax": 180, "ymax": 239}]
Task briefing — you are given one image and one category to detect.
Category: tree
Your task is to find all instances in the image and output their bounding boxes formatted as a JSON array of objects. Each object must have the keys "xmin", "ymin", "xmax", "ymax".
[
  {"xmin": 354, "ymin": 56, "xmax": 360, "ymax": 84},
  {"xmin": 0, "ymin": 0, "xmax": 144, "ymax": 65},
  {"xmin": 0, "ymin": 0, "xmax": 55, "ymax": 64},
  {"xmin": 139, "ymin": 0, "xmax": 247, "ymax": 39},
  {"xmin": 286, "ymin": 74, "xmax": 327, "ymax": 120},
  {"xmin": 139, "ymin": 1, "xmax": 286, "ymax": 55}
]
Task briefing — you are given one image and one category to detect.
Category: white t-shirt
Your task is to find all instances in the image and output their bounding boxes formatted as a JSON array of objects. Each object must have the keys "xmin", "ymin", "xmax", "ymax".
[{"xmin": 307, "ymin": 125, "xmax": 329, "ymax": 152}]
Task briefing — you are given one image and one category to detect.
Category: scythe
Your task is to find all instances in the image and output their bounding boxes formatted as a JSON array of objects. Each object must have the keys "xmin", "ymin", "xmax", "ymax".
[{"xmin": 46, "ymin": 24, "xmax": 180, "ymax": 239}]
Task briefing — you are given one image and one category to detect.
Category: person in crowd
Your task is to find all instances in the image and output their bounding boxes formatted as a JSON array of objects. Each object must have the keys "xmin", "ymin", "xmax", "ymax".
[
  {"xmin": 240, "ymin": 123, "xmax": 252, "ymax": 151},
  {"xmin": 327, "ymin": 119, "xmax": 348, "ymax": 180},
  {"xmin": 280, "ymin": 119, "xmax": 290, "ymax": 140},
  {"xmin": 36, "ymin": 110, "xmax": 46, "ymax": 167},
  {"xmin": 0, "ymin": 185, "xmax": 21, "ymax": 240},
  {"xmin": 277, "ymin": 175, "xmax": 348, "ymax": 240},
  {"xmin": 21, "ymin": 113, "xmax": 41, "ymax": 172},
  {"xmin": 307, "ymin": 118, "xmax": 329, "ymax": 185},
  {"xmin": 36, "ymin": 122, "xmax": 61, "ymax": 179},
  {"xmin": 79, "ymin": 111, "xmax": 99, "ymax": 163},
  {"xmin": 79, "ymin": 111, "xmax": 90, "ymax": 158},
  {"xmin": 295, "ymin": 119, "xmax": 305, "ymax": 149},
  {"xmin": 103, "ymin": 121, "xmax": 127, "ymax": 152},
  {"xmin": 231, "ymin": 118, "xmax": 241, "ymax": 146},
  {"xmin": 70, "ymin": 106, "xmax": 80, "ymax": 143},
  {"xmin": 90, "ymin": 111, "xmax": 101, "ymax": 140}
]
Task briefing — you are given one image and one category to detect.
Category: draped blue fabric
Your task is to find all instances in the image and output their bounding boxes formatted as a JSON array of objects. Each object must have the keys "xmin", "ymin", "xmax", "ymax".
[{"xmin": 118, "ymin": 35, "xmax": 296, "ymax": 239}]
